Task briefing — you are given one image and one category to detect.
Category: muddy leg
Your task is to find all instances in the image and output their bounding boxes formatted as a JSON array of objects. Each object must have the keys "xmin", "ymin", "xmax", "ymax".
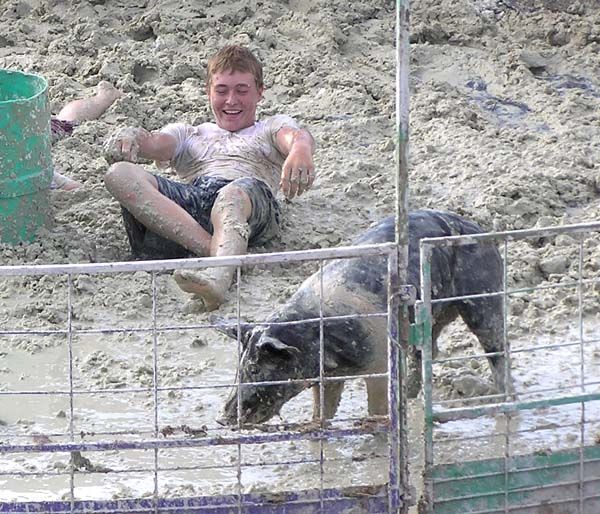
[
  {"xmin": 51, "ymin": 171, "xmax": 82, "ymax": 191},
  {"xmin": 104, "ymin": 162, "xmax": 212, "ymax": 255},
  {"xmin": 173, "ymin": 184, "xmax": 252, "ymax": 310},
  {"xmin": 407, "ymin": 305, "xmax": 458, "ymax": 399},
  {"xmin": 458, "ymin": 298, "xmax": 513, "ymax": 396},
  {"xmin": 57, "ymin": 81, "xmax": 122, "ymax": 122},
  {"xmin": 54, "ymin": 82, "xmax": 123, "ymax": 191},
  {"xmin": 312, "ymin": 380, "xmax": 344, "ymax": 420},
  {"xmin": 366, "ymin": 376, "xmax": 388, "ymax": 415}
]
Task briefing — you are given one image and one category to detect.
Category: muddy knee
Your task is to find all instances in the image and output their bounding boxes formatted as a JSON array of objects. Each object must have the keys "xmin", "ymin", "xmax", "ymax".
[
  {"xmin": 212, "ymin": 184, "xmax": 252, "ymax": 222},
  {"xmin": 104, "ymin": 162, "xmax": 151, "ymax": 199}
]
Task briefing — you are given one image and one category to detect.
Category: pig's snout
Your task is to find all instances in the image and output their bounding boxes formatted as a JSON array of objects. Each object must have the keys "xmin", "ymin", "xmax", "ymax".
[
  {"xmin": 217, "ymin": 408, "xmax": 255, "ymax": 427},
  {"xmin": 218, "ymin": 397, "xmax": 240, "ymax": 426},
  {"xmin": 218, "ymin": 394, "xmax": 255, "ymax": 426},
  {"xmin": 215, "ymin": 414, "xmax": 231, "ymax": 426}
]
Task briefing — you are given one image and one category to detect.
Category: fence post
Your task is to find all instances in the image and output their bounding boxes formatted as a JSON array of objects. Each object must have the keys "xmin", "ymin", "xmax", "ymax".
[{"xmin": 394, "ymin": 0, "xmax": 411, "ymax": 512}]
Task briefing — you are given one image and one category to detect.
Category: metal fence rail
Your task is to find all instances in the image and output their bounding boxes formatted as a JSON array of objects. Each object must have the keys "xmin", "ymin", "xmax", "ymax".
[
  {"xmin": 0, "ymin": 243, "xmax": 408, "ymax": 513},
  {"xmin": 418, "ymin": 221, "xmax": 600, "ymax": 514}
]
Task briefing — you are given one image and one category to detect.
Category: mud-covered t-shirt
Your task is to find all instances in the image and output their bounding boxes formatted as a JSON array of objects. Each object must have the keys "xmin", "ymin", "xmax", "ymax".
[{"xmin": 160, "ymin": 115, "xmax": 300, "ymax": 193}]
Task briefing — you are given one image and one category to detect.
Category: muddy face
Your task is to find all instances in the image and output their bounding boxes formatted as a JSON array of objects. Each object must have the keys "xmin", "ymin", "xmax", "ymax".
[{"xmin": 221, "ymin": 333, "xmax": 313, "ymax": 425}]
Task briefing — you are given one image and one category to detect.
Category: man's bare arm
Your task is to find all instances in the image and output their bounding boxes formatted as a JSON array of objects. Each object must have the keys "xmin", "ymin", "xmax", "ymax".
[
  {"xmin": 103, "ymin": 127, "xmax": 177, "ymax": 164},
  {"xmin": 276, "ymin": 126, "xmax": 316, "ymax": 200}
]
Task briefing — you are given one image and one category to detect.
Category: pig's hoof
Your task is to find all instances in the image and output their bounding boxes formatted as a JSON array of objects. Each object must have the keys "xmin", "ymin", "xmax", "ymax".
[{"xmin": 173, "ymin": 270, "xmax": 226, "ymax": 311}]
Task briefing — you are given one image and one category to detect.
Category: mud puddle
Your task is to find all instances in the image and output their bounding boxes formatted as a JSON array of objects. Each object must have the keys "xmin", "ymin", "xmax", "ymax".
[
  {"xmin": 0, "ymin": 325, "xmax": 390, "ymax": 501},
  {"xmin": 2, "ymin": 313, "xmax": 600, "ymax": 501}
]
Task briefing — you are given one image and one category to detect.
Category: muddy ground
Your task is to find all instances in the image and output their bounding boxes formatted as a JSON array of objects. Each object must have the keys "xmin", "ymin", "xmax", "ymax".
[{"xmin": 1, "ymin": 0, "xmax": 600, "ymax": 504}]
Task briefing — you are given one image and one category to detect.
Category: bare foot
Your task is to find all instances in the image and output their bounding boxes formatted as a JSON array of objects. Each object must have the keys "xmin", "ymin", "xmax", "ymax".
[
  {"xmin": 96, "ymin": 81, "xmax": 123, "ymax": 103},
  {"xmin": 173, "ymin": 269, "xmax": 227, "ymax": 311},
  {"xmin": 61, "ymin": 178, "xmax": 83, "ymax": 191},
  {"xmin": 51, "ymin": 171, "xmax": 82, "ymax": 191}
]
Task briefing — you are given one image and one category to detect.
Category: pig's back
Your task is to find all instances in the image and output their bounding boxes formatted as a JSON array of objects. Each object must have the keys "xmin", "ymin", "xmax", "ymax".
[{"xmin": 335, "ymin": 210, "xmax": 495, "ymax": 303}]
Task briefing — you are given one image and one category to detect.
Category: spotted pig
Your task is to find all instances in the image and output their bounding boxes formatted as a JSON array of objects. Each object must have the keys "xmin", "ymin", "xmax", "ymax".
[{"xmin": 217, "ymin": 210, "xmax": 511, "ymax": 425}]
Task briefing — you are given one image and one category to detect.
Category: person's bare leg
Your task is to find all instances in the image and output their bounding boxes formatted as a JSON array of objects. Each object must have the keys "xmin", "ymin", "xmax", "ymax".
[
  {"xmin": 173, "ymin": 184, "xmax": 252, "ymax": 310},
  {"xmin": 56, "ymin": 81, "xmax": 122, "ymax": 122},
  {"xmin": 53, "ymin": 82, "xmax": 122, "ymax": 191},
  {"xmin": 104, "ymin": 162, "xmax": 212, "ymax": 255},
  {"xmin": 51, "ymin": 171, "xmax": 82, "ymax": 191}
]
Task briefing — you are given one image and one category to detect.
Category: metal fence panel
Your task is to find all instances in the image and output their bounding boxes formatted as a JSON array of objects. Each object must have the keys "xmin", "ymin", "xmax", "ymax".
[
  {"xmin": 0, "ymin": 244, "xmax": 408, "ymax": 513},
  {"xmin": 419, "ymin": 222, "xmax": 600, "ymax": 514}
]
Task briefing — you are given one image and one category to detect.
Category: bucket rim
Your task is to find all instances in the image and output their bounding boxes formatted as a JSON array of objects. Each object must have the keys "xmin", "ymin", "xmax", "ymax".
[{"xmin": 0, "ymin": 68, "xmax": 48, "ymax": 105}]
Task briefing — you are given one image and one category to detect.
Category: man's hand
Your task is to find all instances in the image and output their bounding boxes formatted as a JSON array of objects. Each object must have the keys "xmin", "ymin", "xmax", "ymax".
[
  {"xmin": 280, "ymin": 156, "xmax": 315, "ymax": 200},
  {"xmin": 277, "ymin": 127, "xmax": 316, "ymax": 200},
  {"xmin": 103, "ymin": 126, "xmax": 151, "ymax": 164}
]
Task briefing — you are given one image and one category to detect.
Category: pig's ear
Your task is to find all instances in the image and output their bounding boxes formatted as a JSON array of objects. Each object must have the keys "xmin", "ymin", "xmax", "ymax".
[
  {"xmin": 257, "ymin": 336, "xmax": 300, "ymax": 357},
  {"xmin": 210, "ymin": 315, "xmax": 252, "ymax": 342}
]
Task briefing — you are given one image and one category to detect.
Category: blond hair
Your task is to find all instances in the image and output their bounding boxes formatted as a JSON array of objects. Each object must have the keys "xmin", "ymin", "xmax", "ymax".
[{"xmin": 207, "ymin": 45, "xmax": 263, "ymax": 90}]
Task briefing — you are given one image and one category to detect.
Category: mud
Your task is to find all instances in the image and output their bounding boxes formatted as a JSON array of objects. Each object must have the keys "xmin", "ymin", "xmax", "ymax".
[
  {"xmin": 102, "ymin": 126, "xmax": 149, "ymax": 164},
  {"xmin": 1, "ymin": 0, "xmax": 600, "ymax": 505}
]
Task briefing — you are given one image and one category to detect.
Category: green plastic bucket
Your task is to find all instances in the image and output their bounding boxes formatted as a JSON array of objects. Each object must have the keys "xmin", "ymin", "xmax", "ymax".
[{"xmin": 0, "ymin": 68, "xmax": 52, "ymax": 244}]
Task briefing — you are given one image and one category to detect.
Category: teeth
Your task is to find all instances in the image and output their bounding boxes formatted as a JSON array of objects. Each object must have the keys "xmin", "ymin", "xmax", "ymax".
[{"xmin": 224, "ymin": 110, "xmax": 241, "ymax": 114}]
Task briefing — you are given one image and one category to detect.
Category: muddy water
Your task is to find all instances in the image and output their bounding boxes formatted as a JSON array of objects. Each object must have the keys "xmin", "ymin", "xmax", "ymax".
[
  {"xmin": 1, "ymin": 262, "xmax": 599, "ymax": 502},
  {"xmin": 433, "ymin": 318, "xmax": 600, "ymax": 463},
  {"xmin": 0, "ymin": 267, "xmax": 394, "ymax": 501},
  {"xmin": 2, "ymin": 0, "xmax": 600, "ymax": 506},
  {"xmin": 0, "ymin": 340, "xmax": 390, "ymax": 501}
]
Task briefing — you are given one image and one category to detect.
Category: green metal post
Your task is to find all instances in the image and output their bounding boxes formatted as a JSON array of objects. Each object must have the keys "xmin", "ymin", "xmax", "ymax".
[{"xmin": 419, "ymin": 245, "xmax": 434, "ymax": 513}]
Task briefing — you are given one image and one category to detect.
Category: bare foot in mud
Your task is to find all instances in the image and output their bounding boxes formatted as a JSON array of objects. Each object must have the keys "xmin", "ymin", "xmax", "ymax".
[
  {"xmin": 52, "ymin": 171, "xmax": 83, "ymax": 191},
  {"xmin": 96, "ymin": 80, "xmax": 123, "ymax": 103},
  {"xmin": 173, "ymin": 270, "xmax": 227, "ymax": 311},
  {"xmin": 60, "ymin": 178, "xmax": 83, "ymax": 191}
]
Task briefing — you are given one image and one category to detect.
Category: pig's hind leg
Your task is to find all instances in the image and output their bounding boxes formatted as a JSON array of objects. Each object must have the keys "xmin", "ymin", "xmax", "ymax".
[
  {"xmin": 457, "ymin": 296, "xmax": 513, "ymax": 397},
  {"xmin": 366, "ymin": 377, "xmax": 388, "ymax": 415},
  {"xmin": 312, "ymin": 380, "xmax": 345, "ymax": 420},
  {"xmin": 405, "ymin": 306, "xmax": 459, "ymax": 399}
]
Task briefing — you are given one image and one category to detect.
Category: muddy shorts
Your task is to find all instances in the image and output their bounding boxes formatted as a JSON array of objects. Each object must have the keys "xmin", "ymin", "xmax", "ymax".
[
  {"xmin": 50, "ymin": 117, "xmax": 78, "ymax": 144},
  {"xmin": 121, "ymin": 175, "xmax": 281, "ymax": 260}
]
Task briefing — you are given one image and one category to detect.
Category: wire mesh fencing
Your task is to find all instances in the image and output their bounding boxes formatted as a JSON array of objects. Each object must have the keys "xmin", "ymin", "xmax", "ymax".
[
  {"xmin": 418, "ymin": 221, "xmax": 600, "ymax": 514},
  {"xmin": 0, "ymin": 243, "xmax": 408, "ymax": 513}
]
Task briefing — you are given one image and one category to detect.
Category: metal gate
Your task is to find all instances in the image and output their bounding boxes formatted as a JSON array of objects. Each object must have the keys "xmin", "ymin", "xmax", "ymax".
[
  {"xmin": 416, "ymin": 221, "xmax": 600, "ymax": 514},
  {"xmin": 0, "ymin": 243, "xmax": 410, "ymax": 513}
]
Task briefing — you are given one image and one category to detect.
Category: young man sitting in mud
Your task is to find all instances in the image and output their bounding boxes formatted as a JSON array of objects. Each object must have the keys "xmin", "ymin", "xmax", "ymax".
[{"xmin": 103, "ymin": 45, "xmax": 315, "ymax": 311}]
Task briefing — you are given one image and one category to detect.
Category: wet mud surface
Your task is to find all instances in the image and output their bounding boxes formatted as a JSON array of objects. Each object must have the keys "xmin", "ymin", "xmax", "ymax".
[{"xmin": 1, "ymin": 0, "xmax": 600, "ymax": 504}]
